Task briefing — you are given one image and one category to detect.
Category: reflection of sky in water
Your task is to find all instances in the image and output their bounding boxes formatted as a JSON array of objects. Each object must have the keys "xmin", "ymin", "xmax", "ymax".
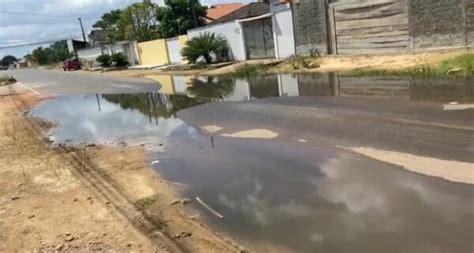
[
  {"xmin": 31, "ymin": 94, "xmax": 186, "ymax": 144},
  {"xmin": 157, "ymin": 137, "xmax": 474, "ymax": 253}
]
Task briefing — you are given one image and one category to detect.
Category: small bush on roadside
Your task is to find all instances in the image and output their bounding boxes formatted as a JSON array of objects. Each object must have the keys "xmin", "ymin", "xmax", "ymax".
[
  {"xmin": 289, "ymin": 56, "xmax": 319, "ymax": 70},
  {"xmin": 110, "ymin": 53, "xmax": 129, "ymax": 67},
  {"xmin": 0, "ymin": 75, "xmax": 16, "ymax": 86},
  {"xmin": 309, "ymin": 48, "xmax": 321, "ymax": 58},
  {"xmin": 233, "ymin": 63, "xmax": 268, "ymax": 77},
  {"xmin": 96, "ymin": 54, "xmax": 111, "ymax": 67}
]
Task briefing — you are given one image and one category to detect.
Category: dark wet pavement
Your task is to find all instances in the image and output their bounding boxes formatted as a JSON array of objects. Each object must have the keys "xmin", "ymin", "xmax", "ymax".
[{"xmin": 30, "ymin": 73, "xmax": 474, "ymax": 253}]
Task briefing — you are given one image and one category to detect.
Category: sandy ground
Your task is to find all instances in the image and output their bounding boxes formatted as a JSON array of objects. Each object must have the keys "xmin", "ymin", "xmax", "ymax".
[
  {"xmin": 0, "ymin": 85, "xmax": 243, "ymax": 252},
  {"xmin": 344, "ymin": 147, "xmax": 474, "ymax": 185},
  {"xmin": 275, "ymin": 49, "xmax": 473, "ymax": 73}
]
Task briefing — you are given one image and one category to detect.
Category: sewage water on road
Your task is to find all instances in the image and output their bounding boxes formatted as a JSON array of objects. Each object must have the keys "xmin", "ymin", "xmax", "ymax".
[{"xmin": 30, "ymin": 74, "xmax": 474, "ymax": 252}]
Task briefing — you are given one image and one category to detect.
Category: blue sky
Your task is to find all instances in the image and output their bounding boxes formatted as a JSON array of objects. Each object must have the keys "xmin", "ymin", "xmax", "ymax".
[{"xmin": 0, "ymin": 0, "xmax": 253, "ymax": 59}]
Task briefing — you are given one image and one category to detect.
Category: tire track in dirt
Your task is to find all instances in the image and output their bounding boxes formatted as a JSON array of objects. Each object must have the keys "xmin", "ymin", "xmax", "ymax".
[{"xmin": 7, "ymin": 86, "xmax": 189, "ymax": 253}]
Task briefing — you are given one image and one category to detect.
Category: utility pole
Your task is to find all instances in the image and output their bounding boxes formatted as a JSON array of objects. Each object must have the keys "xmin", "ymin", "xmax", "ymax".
[
  {"xmin": 189, "ymin": 0, "xmax": 197, "ymax": 28},
  {"xmin": 78, "ymin": 18, "xmax": 87, "ymax": 43}
]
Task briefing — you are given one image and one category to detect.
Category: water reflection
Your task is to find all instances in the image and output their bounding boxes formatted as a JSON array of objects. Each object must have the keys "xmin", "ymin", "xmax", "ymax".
[
  {"xmin": 152, "ymin": 74, "xmax": 473, "ymax": 103},
  {"xmin": 31, "ymin": 93, "xmax": 201, "ymax": 144},
  {"xmin": 186, "ymin": 76, "xmax": 235, "ymax": 100},
  {"xmin": 156, "ymin": 137, "xmax": 474, "ymax": 253}
]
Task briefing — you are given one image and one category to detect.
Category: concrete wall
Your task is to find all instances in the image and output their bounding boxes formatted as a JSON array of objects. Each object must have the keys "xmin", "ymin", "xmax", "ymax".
[
  {"xmin": 272, "ymin": 6, "xmax": 296, "ymax": 58},
  {"xmin": 178, "ymin": 35, "xmax": 189, "ymax": 63},
  {"xmin": 188, "ymin": 21, "xmax": 246, "ymax": 61},
  {"xmin": 465, "ymin": 0, "xmax": 474, "ymax": 47},
  {"xmin": 77, "ymin": 47, "xmax": 104, "ymax": 61},
  {"xmin": 291, "ymin": 0, "xmax": 328, "ymax": 55},
  {"xmin": 409, "ymin": 0, "xmax": 470, "ymax": 49},
  {"xmin": 167, "ymin": 38, "xmax": 182, "ymax": 64},
  {"xmin": 137, "ymin": 39, "xmax": 170, "ymax": 66},
  {"xmin": 166, "ymin": 35, "xmax": 188, "ymax": 64}
]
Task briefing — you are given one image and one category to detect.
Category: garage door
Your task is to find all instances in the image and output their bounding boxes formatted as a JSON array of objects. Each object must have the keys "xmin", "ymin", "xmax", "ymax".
[{"xmin": 329, "ymin": 0, "xmax": 410, "ymax": 54}]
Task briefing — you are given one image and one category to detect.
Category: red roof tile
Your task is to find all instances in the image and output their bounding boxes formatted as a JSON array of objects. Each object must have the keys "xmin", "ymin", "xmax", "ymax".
[{"xmin": 205, "ymin": 3, "xmax": 244, "ymax": 23}]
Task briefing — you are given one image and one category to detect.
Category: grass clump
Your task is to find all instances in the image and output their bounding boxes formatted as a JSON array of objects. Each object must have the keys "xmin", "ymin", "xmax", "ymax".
[
  {"xmin": 233, "ymin": 63, "xmax": 268, "ymax": 77},
  {"xmin": 346, "ymin": 65, "xmax": 439, "ymax": 78},
  {"xmin": 440, "ymin": 53, "xmax": 474, "ymax": 76},
  {"xmin": 289, "ymin": 56, "xmax": 320, "ymax": 70},
  {"xmin": 345, "ymin": 53, "xmax": 474, "ymax": 78}
]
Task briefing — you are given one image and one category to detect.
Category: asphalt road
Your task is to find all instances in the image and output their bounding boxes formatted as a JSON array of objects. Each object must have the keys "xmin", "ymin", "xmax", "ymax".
[
  {"xmin": 6, "ymin": 69, "xmax": 160, "ymax": 95},
  {"xmin": 178, "ymin": 96, "xmax": 474, "ymax": 163}
]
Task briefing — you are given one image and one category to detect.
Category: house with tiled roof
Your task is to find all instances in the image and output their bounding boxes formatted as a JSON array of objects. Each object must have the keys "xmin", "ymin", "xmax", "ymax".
[{"xmin": 204, "ymin": 3, "xmax": 244, "ymax": 24}]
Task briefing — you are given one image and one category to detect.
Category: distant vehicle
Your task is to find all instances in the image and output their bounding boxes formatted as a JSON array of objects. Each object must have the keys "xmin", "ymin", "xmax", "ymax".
[
  {"xmin": 63, "ymin": 59, "xmax": 81, "ymax": 71},
  {"xmin": 0, "ymin": 66, "xmax": 8, "ymax": 71}
]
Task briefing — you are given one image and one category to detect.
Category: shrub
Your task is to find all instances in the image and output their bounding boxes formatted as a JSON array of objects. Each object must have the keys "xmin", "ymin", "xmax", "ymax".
[
  {"xmin": 0, "ymin": 75, "xmax": 16, "ymax": 86},
  {"xmin": 110, "ymin": 53, "xmax": 129, "ymax": 67},
  {"xmin": 181, "ymin": 32, "xmax": 229, "ymax": 64},
  {"xmin": 289, "ymin": 56, "xmax": 319, "ymax": 70},
  {"xmin": 96, "ymin": 54, "xmax": 111, "ymax": 67},
  {"xmin": 233, "ymin": 63, "xmax": 268, "ymax": 77}
]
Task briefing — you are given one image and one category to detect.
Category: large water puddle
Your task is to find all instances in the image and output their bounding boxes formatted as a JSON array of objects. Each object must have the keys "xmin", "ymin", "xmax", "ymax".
[
  {"xmin": 30, "ymin": 74, "xmax": 474, "ymax": 252},
  {"xmin": 155, "ymin": 135, "xmax": 473, "ymax": 252}
]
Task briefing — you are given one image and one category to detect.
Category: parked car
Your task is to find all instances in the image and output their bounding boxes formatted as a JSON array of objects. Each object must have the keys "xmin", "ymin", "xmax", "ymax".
[
  {"xmin": 0, "ymin": 66, "xmax": 8, "ymax": 71},
  {"xmin": 63, "ymin": 59, "xmax": 81, "ymax": 71}
]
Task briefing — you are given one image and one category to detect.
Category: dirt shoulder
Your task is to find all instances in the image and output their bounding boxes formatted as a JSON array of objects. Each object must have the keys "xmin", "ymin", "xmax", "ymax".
[
  {"xmin": 0, "ymin": 86, "xmax": 242, "ymax": 252},
  {"xmin": 98, "ymin": 49, "xmax": 472, "ymax": 78},
  {"xmin": 274, "ymin": 49, "xmax": 473, "ymax": 73}
]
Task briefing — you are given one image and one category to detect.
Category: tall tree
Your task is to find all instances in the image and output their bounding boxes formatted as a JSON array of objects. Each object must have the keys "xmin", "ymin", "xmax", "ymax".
[
  {"xmin": 1, "ymin": 55, "xmax": 17, "ymax": 67},
  {"xmin": 30, "ymin": 40, "xmax": 71, "ymax": 66},
  {"xmin": 93, "ymin": 9, "xmax": 124, "ymax": 43},
  {"xmin": 31, "ymin": 47, "xmax": 49, "ymax": 65},
  {"xmin": 118, "ymin": 0, "xmax": 160, "ymax": 42},
  {"xmin": 157, "ymin": 0, "xmax": 207, "ymax": 38}
]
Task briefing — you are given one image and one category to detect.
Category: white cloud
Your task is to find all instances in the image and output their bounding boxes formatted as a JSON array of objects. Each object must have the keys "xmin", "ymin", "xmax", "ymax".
[{"xmin": 0, "ymin": 0, "xmax": 255, "ymax": 58}]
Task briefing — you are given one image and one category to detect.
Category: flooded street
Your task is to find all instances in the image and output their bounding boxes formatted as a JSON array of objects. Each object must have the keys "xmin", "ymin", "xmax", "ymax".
[{"xmin": 30, "ymin": 74, "xmax": 474, "ymax": 252}]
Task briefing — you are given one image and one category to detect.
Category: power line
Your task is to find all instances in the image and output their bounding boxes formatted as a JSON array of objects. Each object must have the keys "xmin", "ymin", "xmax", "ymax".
[
  {"xmin": 0, "ymin": 35, "xmax": 82, "ymax": 50},
  {"xmin": 0, "ymin": 10, "xmax": 106, "ymax": 18}
]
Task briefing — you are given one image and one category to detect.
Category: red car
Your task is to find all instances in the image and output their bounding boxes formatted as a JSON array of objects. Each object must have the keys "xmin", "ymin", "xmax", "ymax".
[{"xmin": 63, "ymin": 59, "xmax": 82, "ymax": 71}]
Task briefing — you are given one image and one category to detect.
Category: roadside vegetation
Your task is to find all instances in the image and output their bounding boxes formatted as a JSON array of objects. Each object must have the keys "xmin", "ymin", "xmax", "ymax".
[
  {"xmin": 181, "ymin": 32, "xmax": 229, "ymax": 64},
  {"xmin": 233, "ymin": 63, "xmax": 269, "ymax": 77},
  {"xmin": 1, "ymin": 55, "xmax": 17, "ymax": 68},
  {"xmin": 342, "ymin": 53, "xmax": 474, "ymax": 78},
  {"xmin": 96, "ymin": 53, "xmax": 129, "ymax": 68},
  {"xmin": 27, "ymin": 41, "xmax": 72, "ymax": 66},
  {"xmin": 0, "ymin": 75, "xmax": 16, "ymax": 86},
  {"xmin": 93, "ymin": 0, "xmax": 206, "ymax": 43}
]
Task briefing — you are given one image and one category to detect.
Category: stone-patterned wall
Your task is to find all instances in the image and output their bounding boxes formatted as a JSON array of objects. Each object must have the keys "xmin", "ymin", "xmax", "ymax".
[
  {"xmin": 291, "ymin": 0, "xmax": 328, "ymax": 55},
  {"xmin": 467, "ymin": 0, "xmax": 474, "ymax": 47},
  {"xmin": 409, "ymin": 0, "xmax": 469, "ymax": 49}
]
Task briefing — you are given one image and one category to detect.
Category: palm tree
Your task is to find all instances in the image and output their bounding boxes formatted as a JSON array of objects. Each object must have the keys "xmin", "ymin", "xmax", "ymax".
[{"xmin": 181, "ymin": 32, "xmax": 229, "ymax": 64}]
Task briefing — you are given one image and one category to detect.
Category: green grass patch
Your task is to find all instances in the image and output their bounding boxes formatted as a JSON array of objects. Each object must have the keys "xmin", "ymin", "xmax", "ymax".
[
  {"xmin": 344, "ymin": 65, "xmax": 439, "ymax": 78},
  {"xmin": 440, "ymin": 53, "xmax": 474, "ymax": 76},
  {"xmin": 343, "ymin": 53, "xmax": 474, "ymax": 78}
]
